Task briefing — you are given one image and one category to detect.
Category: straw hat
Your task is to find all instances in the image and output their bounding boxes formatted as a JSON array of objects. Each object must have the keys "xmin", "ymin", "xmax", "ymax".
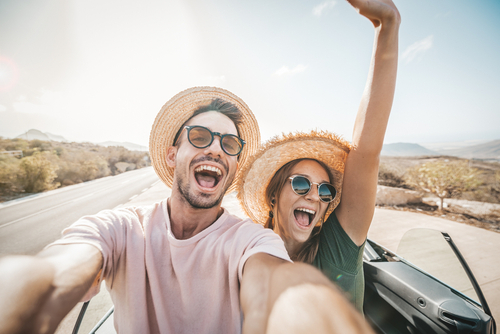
[
  {"xmin": 236, "ymin": 130, "xmax": 351, "ymax": 225},
  {"xmin": 149, "ymin": 87, "xmax": 260, "ymax": 192}
]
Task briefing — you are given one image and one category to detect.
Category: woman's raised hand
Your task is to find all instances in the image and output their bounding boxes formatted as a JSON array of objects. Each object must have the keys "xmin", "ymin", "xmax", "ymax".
[{"xmin": 346, "ymin": 0, "xmax": 400, "ymax": 27}]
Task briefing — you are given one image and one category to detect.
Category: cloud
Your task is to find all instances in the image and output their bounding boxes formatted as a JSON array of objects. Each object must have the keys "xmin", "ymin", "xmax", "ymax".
[
  {"xmin": 0, "ymin": 104, "xmax": 6, "ymax": 112},
  {"xmin": 402, "ymin": 35, "xmax": 433, "ymax": 63},
  {"xmin": 274, "ymin": 64, "xmax": 307, "ymax": 76},
  {"xmin": 313, "ymin": 1, "xmax": 336, "ymax": 17}
]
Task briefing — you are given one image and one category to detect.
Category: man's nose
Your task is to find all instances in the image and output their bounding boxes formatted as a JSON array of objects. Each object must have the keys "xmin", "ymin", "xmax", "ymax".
[{"xmin": 203, "ymin": 136, "xmax": 224, "ymax": 157}]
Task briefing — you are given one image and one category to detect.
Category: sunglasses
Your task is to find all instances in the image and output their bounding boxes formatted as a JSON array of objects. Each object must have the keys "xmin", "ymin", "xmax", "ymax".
[
  {"xmin": 289, "ymin": 175, "xmax": 337, "ymax": 203},
  {"xmin": 176, "ymin": 125, "xmax": 246, "ymax": 156}
]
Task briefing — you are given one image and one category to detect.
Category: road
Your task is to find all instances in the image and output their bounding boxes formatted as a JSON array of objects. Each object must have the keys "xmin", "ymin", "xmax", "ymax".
[{"xmin": 0, "ymin": 167, "xmax": 160, "ymax": 256}]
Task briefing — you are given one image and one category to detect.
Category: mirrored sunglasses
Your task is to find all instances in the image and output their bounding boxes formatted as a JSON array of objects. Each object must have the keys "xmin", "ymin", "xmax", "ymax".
[{"xmin": 289, "ymin": 175, "xmax": 337, "ymax": 203}]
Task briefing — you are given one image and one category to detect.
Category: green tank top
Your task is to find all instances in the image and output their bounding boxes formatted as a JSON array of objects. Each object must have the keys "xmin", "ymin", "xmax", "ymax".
[{"xmin": 312, "ymin": 212, "xmax": 365, "ymax": 313}]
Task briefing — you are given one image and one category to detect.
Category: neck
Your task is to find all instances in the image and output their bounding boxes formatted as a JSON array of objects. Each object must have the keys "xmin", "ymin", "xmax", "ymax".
[
  {"xmin": 282, "ymin": 236, "xmax": 302, "ymax": 261},
  {"xmin": 168, "ymin": 190, "xmax": 223, "ymax": 240}
]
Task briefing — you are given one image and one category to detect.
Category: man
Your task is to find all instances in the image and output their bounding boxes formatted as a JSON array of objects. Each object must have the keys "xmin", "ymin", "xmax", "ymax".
[{"xmin": 0, "ymin": 87, "xmax": 373, "ymax": 334}]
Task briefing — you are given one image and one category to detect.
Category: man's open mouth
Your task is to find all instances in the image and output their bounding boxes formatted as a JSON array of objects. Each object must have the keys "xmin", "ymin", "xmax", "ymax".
[
  {"xmin": 194, "ymin": 165, "xmax": 223, "ymax": 189},
  {"xmin": 294, "ymin": 208, "xmax": 316, "ymax": 228}
]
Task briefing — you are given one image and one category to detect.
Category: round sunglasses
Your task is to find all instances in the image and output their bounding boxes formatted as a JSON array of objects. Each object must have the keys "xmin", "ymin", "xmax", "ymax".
[
  {"xmin": 289, "ymin": 175, "xmax": 337, "ymax": 203},
  {"xmin": 175, "ymin": 125, "xmax": 245, "ymax": 156}
]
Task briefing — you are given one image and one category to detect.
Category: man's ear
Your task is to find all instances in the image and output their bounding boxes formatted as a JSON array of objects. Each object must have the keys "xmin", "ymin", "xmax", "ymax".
[{"xmin": 166, "ymin": 146, "xmax": 177, "ymax": 167}]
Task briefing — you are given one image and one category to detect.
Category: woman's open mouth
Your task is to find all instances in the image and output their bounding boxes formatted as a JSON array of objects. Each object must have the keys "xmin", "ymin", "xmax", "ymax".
[
  {"xmin": 194, "ymin": 165, "xmax": 223, "ymax": 190},
  {"xmin": 294, "ymin": 208, "xmax": 316, "ymax": 228}
]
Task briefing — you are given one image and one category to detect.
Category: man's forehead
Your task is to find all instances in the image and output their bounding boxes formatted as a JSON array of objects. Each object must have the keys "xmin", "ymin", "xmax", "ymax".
[{"xmin": 185, "ymin": 111, "xmax": 238, "ymax": 134}]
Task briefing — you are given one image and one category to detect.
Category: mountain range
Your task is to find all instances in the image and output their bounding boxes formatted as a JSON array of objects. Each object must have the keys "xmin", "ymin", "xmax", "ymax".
[
  {"xmin": 382, "ymin": 140, "xmax": 500, "ymax": 160},
  {"xmin": 14, "ymin": 129, "xmax": 148, "ymax": 152},
  {"xmin": 16, "ymin": 129, "xmax": 68, "ymax": 142}
]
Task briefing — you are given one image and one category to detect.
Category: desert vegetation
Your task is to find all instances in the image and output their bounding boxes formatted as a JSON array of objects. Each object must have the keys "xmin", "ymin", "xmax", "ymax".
[
  {"xmin": 0, "ymin": 137, "xmax": 150, "ymax": 201},
  {"xmin": 378, "ymin": 156, "xmax": 500, "ymax": 205},
  {"xmin": 378, "ymin": 156, "xmax": 500, "ymax": 231}
]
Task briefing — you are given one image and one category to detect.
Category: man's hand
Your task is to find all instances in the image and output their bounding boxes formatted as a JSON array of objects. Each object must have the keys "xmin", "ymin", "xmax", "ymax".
[
  {"xmin": 240, "ymin": 253, "xmax": 374, "ymax": 334},
  {"xmin": 0, "ymin": 244, "xmax": 103, "ymax": 334}
]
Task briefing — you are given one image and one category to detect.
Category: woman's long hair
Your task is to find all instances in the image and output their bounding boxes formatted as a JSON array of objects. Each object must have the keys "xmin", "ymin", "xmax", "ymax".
[{"xmin": 265, "ymin": 159, "xmax": 333, "ymax": 264}]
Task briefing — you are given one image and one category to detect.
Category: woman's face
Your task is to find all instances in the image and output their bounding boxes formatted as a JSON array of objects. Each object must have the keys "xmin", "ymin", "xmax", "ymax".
[{"xmin": 276, "ymin": 159, "xmax": 330, "ymax": 244}]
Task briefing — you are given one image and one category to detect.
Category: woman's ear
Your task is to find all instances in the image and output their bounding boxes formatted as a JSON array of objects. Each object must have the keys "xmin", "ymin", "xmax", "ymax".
[
  {"xmin": 166, "ymin": 146, "xmax": 177, "ymax": 168},
  {"xmin": 270, "ymin": 197, "xmax": 276, "ymax": 207}
]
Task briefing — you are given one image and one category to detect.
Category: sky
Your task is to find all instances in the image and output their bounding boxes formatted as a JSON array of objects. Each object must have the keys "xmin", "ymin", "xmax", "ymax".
[{"xmin": 0, "ymin": 0, "xmax": 499, "ymax": 148}]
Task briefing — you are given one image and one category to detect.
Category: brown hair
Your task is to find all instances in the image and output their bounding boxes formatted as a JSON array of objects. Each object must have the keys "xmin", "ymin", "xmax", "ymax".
[{"xmin": 265, "ymin": 159, "xmax": 333, "ymax": 263}]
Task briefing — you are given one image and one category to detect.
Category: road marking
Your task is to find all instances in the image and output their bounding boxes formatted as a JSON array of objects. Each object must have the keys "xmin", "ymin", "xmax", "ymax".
[{"xmin": 0, "ymin": 193, "xmax": 95, "ymax": 229}]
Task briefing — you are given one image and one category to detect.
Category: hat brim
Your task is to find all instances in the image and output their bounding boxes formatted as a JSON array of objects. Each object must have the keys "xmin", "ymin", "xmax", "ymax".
[
  {"xmin": 149, "ymin": 87, "xmax": 260, "ymax": 192},
  {"xmin": 237, "ymin": 131, "xmax": 351, "ymax": 225}
]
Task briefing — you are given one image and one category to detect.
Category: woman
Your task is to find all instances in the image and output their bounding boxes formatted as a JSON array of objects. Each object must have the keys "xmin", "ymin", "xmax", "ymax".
[{"xmin": 237, "ymin": 0, "xmax": 400, "ymax": 313}]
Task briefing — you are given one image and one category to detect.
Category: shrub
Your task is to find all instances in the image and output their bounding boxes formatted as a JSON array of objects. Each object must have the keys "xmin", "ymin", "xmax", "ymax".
[
  {"xmin": 405, "ymin": 160, "xmax": 482, "ymax": 211},
  {"xmin": 378, "ymin": 163, "xmax": 407, "ymax": 188},
  {"xmin": 0, "ymin": 155, "xmax": 22, "ymax": 191},
  {"xmin": 18, "ymin": 152, "xmax": 60, "ymax": 193}
]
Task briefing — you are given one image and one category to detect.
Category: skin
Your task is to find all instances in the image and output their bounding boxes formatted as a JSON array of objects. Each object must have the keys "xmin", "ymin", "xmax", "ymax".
[
  {"xmin": 276, "ymin": 160, "xmax": 330, "ymax": 258},
  {"xmin": 274, "ymin": 0, "xmax": 401, "ymax": 254},
  {"xmin": 337, "ymin": 0, "xmax": 400, "ymax": 246}
]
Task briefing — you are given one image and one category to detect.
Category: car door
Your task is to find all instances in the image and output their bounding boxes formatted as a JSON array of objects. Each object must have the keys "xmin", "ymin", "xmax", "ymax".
[{"xmin": 363, "ymin": 228, "xmax": 496, "ymax": 334}]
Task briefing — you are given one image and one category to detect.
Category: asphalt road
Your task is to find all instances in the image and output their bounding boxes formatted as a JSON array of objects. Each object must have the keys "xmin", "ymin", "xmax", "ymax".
[{"xmin": 0, "ymin": 167, "xmax": 160, "ymax": 256}]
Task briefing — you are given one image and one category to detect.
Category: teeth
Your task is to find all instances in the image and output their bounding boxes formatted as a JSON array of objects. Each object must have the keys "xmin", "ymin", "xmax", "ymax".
[
  {"xmin": 195, "ymin": 165, "xmax": 222, "ymax": 176},
  {"xmin": 297, "ymin": 208, "xmax": 315, "ymax": 215}
]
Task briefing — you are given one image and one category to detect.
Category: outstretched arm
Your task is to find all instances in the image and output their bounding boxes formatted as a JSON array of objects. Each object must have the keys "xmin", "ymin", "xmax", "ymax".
[
  {"xmin": 240, "ymin": 253, "xmax": 374, "ymax": 334},
  {"xmin": 336, "ymin": 0, "xmax": 401, "ymax": 245},
  {"xmin": 0, "ymin": 244, "xmax": 102, "ymax": 334}
]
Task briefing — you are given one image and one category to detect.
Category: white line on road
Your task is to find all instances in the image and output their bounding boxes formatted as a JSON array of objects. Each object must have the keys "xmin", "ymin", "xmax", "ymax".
[{"xmin": 0, "ymin": 193, "xmax": 95, "ymax": 229}]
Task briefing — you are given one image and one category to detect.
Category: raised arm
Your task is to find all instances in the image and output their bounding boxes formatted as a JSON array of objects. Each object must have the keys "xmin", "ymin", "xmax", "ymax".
[
  {"xmin": 336, "ymin": 0, "xmax": 401, "ymax": 245},
  {"xmin": 240, "ymin": 253, "xmax": 374, "ymax": 334},
  {"xmin": 0, "ymin": 244, "xmax": 102, "ymax": 334}
]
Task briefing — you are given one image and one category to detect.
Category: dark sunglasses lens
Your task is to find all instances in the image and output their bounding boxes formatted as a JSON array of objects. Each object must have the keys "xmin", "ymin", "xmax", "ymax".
[
  {"xmin": 188, "ymin": 127, "xmax": 212, "ymax": 148},
  {"xmin": 318, "ymin": 184, "xmax": 336, "ymax": 202},
  {"xmin": 291, "ymin": 176, "xmax": 311, "ymax": 195},
  {"xmin": 221, "ymin": 135, "xmax": 243, "ymax": 155}
]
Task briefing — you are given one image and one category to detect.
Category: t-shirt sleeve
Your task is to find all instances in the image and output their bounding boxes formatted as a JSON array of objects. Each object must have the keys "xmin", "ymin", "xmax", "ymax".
[
  {"xmin": 237, "ymin": 220, "xmax": 291, "ymax": 281},
  {"xmin": 47, "ymin": 208, "xmax": 138, "ymax": 298},
  {"xmin": 314, "ymin": 212, "xmax": 365, "ymax": 275}
]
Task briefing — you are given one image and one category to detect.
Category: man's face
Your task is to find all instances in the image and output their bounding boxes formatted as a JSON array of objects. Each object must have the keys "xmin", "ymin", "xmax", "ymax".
[{"xmin": 171, "ymin": 111, "xmax": 239, "ymax": 209}]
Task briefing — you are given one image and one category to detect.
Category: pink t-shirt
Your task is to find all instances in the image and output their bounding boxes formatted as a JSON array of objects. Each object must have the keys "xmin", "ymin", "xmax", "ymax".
[{"xmin": 50, "ymin": 199, "xmax": 290, "ymax": 334}]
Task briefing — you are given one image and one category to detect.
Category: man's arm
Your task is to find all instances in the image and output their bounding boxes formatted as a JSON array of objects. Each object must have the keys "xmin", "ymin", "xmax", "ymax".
[
  {"xmin": 240, "ymin": 253, "xmax": 374, "ymax": 334},
  {"xmin": 336, "ymin": 0, "xmax": 401, "ymax": 245},
  {"xmin": 0, "ymin": 244, "xmax": 102, "ymax": 334}
]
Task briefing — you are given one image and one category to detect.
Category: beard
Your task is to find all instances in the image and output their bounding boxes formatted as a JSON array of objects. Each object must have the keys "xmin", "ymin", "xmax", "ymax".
[{"xmin": 175, "ymin": 157, "xmax": 234, "ymax": 209}]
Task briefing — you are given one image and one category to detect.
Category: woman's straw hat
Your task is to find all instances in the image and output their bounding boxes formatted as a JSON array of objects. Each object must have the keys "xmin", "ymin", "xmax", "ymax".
[
  {"xmin": 237, "ymin": 131, "xmax": 351, "ymax": 225},
  {"xmin": 149, "ymin": 86, "xmax": 260, "ymax": 192}
]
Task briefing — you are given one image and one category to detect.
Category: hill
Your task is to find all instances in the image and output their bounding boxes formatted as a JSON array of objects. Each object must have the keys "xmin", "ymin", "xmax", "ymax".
[
  {"xmin": 381, "ymin": 143, "xmax": 439, "ymax": 157},
  {"xmin": 13, "ymin": 129, "xmax": 148, "ymax": 151},
  {"xmin": 98, "ymin": 141, "xmax": 148, "ymax": 152},
  {"xmin": 437, "ymin": 139, "xmax": 500, "ymax": 160},
  {"xmin": 15, "ymin": 129, "xmax": 68, "ymax": 142}
]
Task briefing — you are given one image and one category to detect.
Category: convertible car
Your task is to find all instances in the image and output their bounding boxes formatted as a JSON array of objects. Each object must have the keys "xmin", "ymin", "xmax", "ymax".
[{"xmin": 73, "ymin": 228, "xmax": 497, "ymax": 334}]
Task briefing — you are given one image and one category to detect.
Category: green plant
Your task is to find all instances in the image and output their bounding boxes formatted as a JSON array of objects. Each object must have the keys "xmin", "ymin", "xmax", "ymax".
[
  {"xmin": 18, "ymin": 152, "xmax": 60, "ymax": 193},
  {"xmin": 0, "ymin": 155, "xmax": 22, "ymax": 190},
  {"xmin": 405, "ymin": 160, "xmax": 482, "ymax": 211}
]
